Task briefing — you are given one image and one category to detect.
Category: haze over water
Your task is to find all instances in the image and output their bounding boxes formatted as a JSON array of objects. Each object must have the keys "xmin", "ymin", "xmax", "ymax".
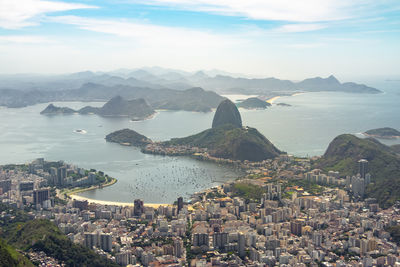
[{"xmin": 0, "ymin": 80, "xmax": 398, "ymax": 203}]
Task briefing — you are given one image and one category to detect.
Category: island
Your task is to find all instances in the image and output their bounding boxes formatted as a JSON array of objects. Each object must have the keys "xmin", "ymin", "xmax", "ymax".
[
  {"xmin": 41, "ymin": 96, "xmax": 155, "ymax": 121},
  {"xmin": 237, "ymin": 97, "xmax": 271, "ymax": 109},
  {"xmin": 107, "ymin": 99, "xmax": 283, "ymax": 162},
  {"xmin": 40, "ymin": 104, "xmax": 76, "ymax": 115},
  {"xmin": 276, "ymin": 103, "xmax": 292, "ymax": 107},
  {"xmin": 105, "ymin": 128, "xmax": 152, "ymax": 147},
  {"xmin": 363, "ymin": 127, "xmax": 400, "ymax": 139}
]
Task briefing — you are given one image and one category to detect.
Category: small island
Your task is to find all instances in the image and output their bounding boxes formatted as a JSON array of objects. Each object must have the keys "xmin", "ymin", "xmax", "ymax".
[
  {"xmin": 41, "ymin": 96, "xmax": 155, "ymax": 121},
  {"xmin": 363, "ymin": 127, "xmax": 400, "ymax": 139},
  {"xmin": 105, "ymin": 128, "xmax": 152, "ymax": 147},
  {"xmin": 40, "ymin": 104, "xmax": 76, "ymax": 114},
  {"xmin": 237, "ymin": 97, "xmax": 271, "ymax": 109},
  {"xmin": 276, "ymin": 103, "xmax": 292, "ymax": 107}
]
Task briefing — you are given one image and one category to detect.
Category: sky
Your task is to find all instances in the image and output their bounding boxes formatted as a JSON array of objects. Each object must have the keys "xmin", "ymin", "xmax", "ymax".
[{"xmin": 0, "ymin": 0, "xmax": 399, "ymax": 80}]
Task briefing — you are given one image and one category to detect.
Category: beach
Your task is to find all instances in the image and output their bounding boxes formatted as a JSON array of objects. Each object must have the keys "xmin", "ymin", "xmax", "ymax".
[
  {"xmin": 69, "ymin": 194, "xmax": 172, "ymax": 208},
  {"xmin": 266, "ymin": 96, "xmax": 282, "ymax": 104}
]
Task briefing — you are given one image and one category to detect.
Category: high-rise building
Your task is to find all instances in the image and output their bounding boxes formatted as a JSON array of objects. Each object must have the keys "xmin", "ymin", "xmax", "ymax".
[
  {"xmin": 100, "ymin": 233, "xmax": 112, "ymax": 252},
  {"xmin": 173, "ymin": 237, "xmax": 183, "ymax": 258},
  {"xmin": 238, "ymin": 232, "xmax": 246, "ymax": 258},
  {"xmin": 290, "ymin": 221, "xmax": 302, "ymax": 236},
  {"xmin": 213, "ymin": 232, "xmax": 228, "ymax": 250},
  {"xmin": 177, "ymin": 197, "xmax": 183, "ymax": 213},
  {"xmin": 134, "ymin": 199, "xmax": 144, "ymax": 217},
  {"xmin": 358, "ymin": 159, "xmax": 369, "ymax": 179},
  {"xmin": 33, "ymin": 188, "xmax": 50, "ymax": 206},
  {"xmin": 84, "ymin": 232, "xmax": 98, "ymax": 249}
]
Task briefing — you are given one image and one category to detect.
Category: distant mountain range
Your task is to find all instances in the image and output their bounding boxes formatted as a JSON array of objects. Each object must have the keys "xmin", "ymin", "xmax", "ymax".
[{"xmin": 0, "ymin": 67, "xmax": 381, "ymax": 109}]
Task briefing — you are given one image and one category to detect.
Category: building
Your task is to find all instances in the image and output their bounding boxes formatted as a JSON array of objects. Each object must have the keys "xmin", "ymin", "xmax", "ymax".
[
  {"xmin": 290, "ymin": 221, "xmax": 302, "ymax": 236},
  {"xmin": 33, "ymin": 188, "xmax": 50, "ymax": 206},
  {"xmin": 238, "ymin": 232, "xmax": 246, "ymax": 258},
  {"xmin": 177, "ymin": 196, "xmax": 183, "ymax": 213},
  {"xmin": 100, "ymin": 233, "xmax": 112, "ymax": 252},
  {"xmin": 173, "ymin": 237, "xmax": 183, "ymax": 258},
  {"xmin": 358, "ymin": 159, "xmax": 369, "ymax": 179},
  {"xmin": 134, "ymin": 199, "xmax": 144, "ymax": 217}
]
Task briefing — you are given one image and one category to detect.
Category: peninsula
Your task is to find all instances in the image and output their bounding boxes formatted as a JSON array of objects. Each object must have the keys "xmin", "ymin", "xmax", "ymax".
[{"xmin": 106, "ymin": 99, "xmax": 283, "ymax": 162}]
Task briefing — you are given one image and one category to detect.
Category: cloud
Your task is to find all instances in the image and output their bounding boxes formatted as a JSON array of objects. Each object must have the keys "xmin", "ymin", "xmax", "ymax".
[
  {"xmin": 131, "ymin": 0, "xmax": 354, "ymax": 22},
  {"xmin": 0, "ymin": 0, "xmax": 97, "ymax": 29},
  {"xmin": 0, "ymin": 35, "xmax": 54, "ymax": 44},
  {"xmin": 275, "ymin": 24, "xmax": 326, "ymax": 33},
  {"xmin": 48, "ymin": 15, "xmax": 241, "ymax": 48}
]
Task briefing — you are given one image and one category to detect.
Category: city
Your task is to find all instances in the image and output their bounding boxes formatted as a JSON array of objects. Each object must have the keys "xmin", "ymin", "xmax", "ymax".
[{"xmin": 1, "ymin": 156, "xmax": 399, "ymax": 266}]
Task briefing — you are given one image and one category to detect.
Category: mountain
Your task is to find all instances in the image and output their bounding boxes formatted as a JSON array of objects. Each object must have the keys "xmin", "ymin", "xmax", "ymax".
[
  {"xmin": 364, "ymin": 127, "xmax": 400, "ymax": 139},
  {"xmin": 2, "ymin": 218, "xmax": 119, "ymax": 267},
  {"xmin": 106, "ymin": 128, "xmax": 152, "ymax": 147},
  {"xmin": 237, "ymin": 97, "xmax": 271, "ymax": 109},
  {"xmin": 40, "ymin": 104, "xmax": 76, "ymax": 115},
  {"xmin": 212, "ymin": 99, "xmax": 242, "ymax": 128},
  {"xmin": 165, "ymin": 124, "xmax": 282, "ymax": 162},
  {"xmin": 315, "ymin": 134, "xmax": 400, "ymax": 208},
  {"xmin": 392, "ymin": 144, "xmax": 400, "ymax": 154},
  {"xmin": 0, "ymin": 69, "xmax": 381, "ymax": 108},
  {"xmin": 96, "ymin": 96, "xmax": 154, "ymax": 119},
  {"xmin": 41, "ymin": 96, "xmax": 155, "ymax": 120},
  {"xmin": 184, "ymin": 74, "xmax": 381, "ymax": 95},
  {"xmin": 106, "ymin": 99, "xmax": 283, "ymax": 161}
]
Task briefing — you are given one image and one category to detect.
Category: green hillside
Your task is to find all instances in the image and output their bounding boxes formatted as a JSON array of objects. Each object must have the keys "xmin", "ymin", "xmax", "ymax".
[
  {"xmin": 0, "ymin": 205, "xmax": 119, "ymax": 267},
  {"xmin": 315, "ymin": 134, "xmax": 400, "ymax": 207},
  {"xmin": 0, "ymin": 238, "xmax": 33, "ymax": 267},
  {"xmin": 106, "ymin": 128, "xmax": 152, "ymax": 147},
  {"xmin": 165, "ymin": 124, "xmax": 282, "ymax": 161}
]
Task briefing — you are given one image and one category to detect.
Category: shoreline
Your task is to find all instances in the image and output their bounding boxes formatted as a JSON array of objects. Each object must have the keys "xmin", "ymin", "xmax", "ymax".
[
  {"xmin": 266, "ymin": 92, "xmax": 306, "ymax": 104},
  {"xmin": 69, "ymin": 194, "xmax": 172, "ymax": 208}
]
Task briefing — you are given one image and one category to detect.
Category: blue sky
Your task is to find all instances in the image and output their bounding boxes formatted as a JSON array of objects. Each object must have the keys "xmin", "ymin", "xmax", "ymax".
[{"xmin": 0, "ymin": 0, "xmax": 399, "ymax": 80}]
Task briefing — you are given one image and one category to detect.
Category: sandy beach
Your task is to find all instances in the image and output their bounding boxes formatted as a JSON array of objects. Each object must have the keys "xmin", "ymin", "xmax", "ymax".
[
  {"xmin": 69, "ymin": 194, "xmax": 172, "ymax": 208},
  {"xmin": 266, "ymin": 96, "xmax": 282, "ymax": 104}
]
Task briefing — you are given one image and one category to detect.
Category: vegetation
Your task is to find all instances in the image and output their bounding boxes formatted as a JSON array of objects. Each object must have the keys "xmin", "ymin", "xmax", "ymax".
[
  {"xmin": 283, "ymin": 179, "xmax": 325, "ymax": 195},
  {"xmin": 387, "ymin": 225, "xmax": 400, "ymax": 245},
  {"xmin": 315, "ymin": 134, "xmax": 400, "ymax": 208},
  {"xmin": 165, "ymin": 124, "xmax": 282, "ymax": 161},
  {"xmin": 41, "ymin": 96, "xmax": 155, "ymax": 120},
  {"xmin": 0, "ymin": 205, "xmax": 119, "ymax": 267},
  {"xmin": 0, "ymin": 238, "xmax": 33, "ymax": 267},
  {"xmin": 237, "ymin": 97, "xmax": 271, "ymax": 109},
  {"xmin": 106, "ymin": 128, "xmax": 152, "ymax": 147},
  {"xmin": 231, "ymin": 183, "xmax": 266, "ymax": 202},
  {"xmin": 364, "ymin": 127, "xmax": 400, "ymax": 138}
]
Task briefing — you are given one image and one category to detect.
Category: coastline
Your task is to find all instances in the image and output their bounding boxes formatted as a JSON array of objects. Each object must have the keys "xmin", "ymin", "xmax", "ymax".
[
  {"xmin": 266, "ymin": 92, "xmax": 306, "ymax": 104},
  {"xmin": 266, "ymin": 96, "xmax": 281, "ymax": 104},
  {"xmin": 69, "ymin": 194, "xmax": 172, "ymax": 208}
]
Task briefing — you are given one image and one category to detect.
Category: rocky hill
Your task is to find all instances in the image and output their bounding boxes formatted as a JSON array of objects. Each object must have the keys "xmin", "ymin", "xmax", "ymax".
[
  {"xmin": 41, "ymin": 96, "xmax": 155, "ymax": 120},
  {"xmin": 165, "ymin": 124, "xmax": 282, "ymax": 161},
  {"xmin": 364, "ymin": 127, "xmax": 400, "ymax": 139},
  {"xmin": 40, "ymin": 104, "xmax": 76, "ymax": 115},
  {"xmin": 315, "ymin": 134, "xmax": 400, "ymax": 207},
  {"xmin": 237, "ymin": 97, "xmax": 271, "ymax": 109},
  {"xmin": 212, "ymin": 99, "xmax": 242, "ymax": 128},
  {"xmin": 95, "ymin": 96, "xmax": 154, "ymax": 119},
  {"xmin": 105, "ymin": 128, "xmax": 152, "ymax": 147}
]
